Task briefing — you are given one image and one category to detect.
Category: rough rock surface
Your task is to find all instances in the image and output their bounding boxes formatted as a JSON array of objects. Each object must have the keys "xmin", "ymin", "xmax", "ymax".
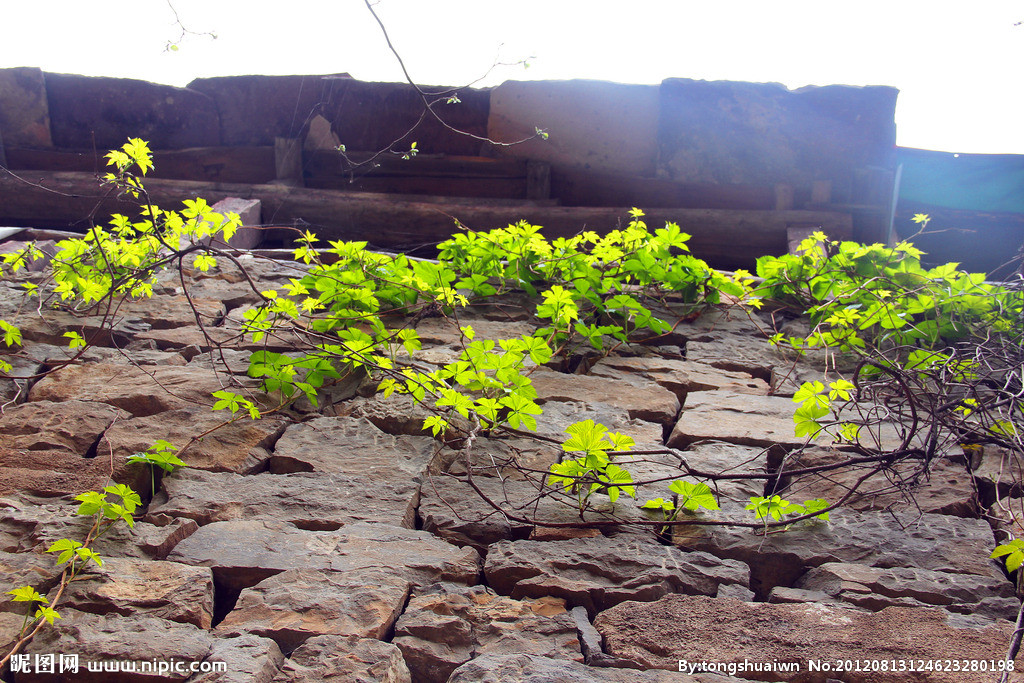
[
  {"xmin": 193, "ymin": 635, "xmax": 284, "ymax": 683},
  {"xmin": 271, "ymin": 634, "xmax": 411, "ymax": 683},
  {"xmin": 447, "ymin": 654, "xmax": 740, "ymax": 682},
  {"xmin": 530, "ymin": 368, "xmax": 680, "ymax": 428},
  {"xmin": 45, "ymin": 72, "xmax": 220, "ymax": 149},
  {"xmin": 792, "ymin": 561, "xmax": 1018, "ymax": 621},
  {"xmin": 148, "ymin": 469, "xmax": 420, "ymax": 529},
  {"xmin": 393, "ymin": 584, "xmax": 580, "ymax": 683},
  {"xmin": 484, "ymin": 535, "xmax": 749, "ymax": 615},
  {"xmin": 668, "ymin": 391, "xmax": 805, "ymax": 448},
  {"xmin": 55, "ymin": 557, "xmax": 214, "ymax": 628},
  {"xmin": 779, "ymin": 448, "xmax": 978, "ymax": 517},
  {"xmin": 166, "ymin": 520, "xmax": 481, "ymax": 590},
  {"xmin": 27, "ymin": 363, "xmax": 238, "ymax": 417},
  {"xmin": 99, "ymin": 407, "xmax": 286, "ymax": 474},
  {"xmin": 20, "ymin": 609, "xmax": 216, "ymax": 682},
  {"xmin": 216, "ymin": 569, "xmax": 410, "ymax": 653},
  {"xmin": 268, "ymin": 416, "xmax": 437, "ymax": 477},
  {"xmin": 674, "ymin": 507, "xmax": 1007, "ymax": 598},
  {"xmin": 0, "ymin": 66, "xmax": 52, "ymax": 147},
  {"xmin": 596, "ymin": 594, "xmax": 1019, "ymax": 682}
]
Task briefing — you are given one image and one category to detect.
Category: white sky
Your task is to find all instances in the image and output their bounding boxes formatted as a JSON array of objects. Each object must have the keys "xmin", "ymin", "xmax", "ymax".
[{"xmin": 3, "ymin": 0, "xmax": 1023, "ymax": 154}]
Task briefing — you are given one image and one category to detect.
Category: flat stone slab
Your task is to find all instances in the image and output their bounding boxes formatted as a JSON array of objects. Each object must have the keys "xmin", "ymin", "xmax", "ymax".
[
  {"xmin": 447, "ymin": 654, "xmax": 739, "ymax": 682},
  {"xmin": 419, "ymin": 475, "xmax": 536, "ymax": 550},
  {"xmin": 0, "ymin": 399, "xmax": 126, "ymax": 454},
  {"xmin": 532, "ymin": 400, "xmax": 664, "ymax": 447},
  {"xmin": 20, "ymin": 609, "xmax": 216, "ymax": 682},
  {"xmin": 56, "ymin": 557, "xmax": 214, "ymax": 628},
  {"xmin": 531, "ymin": 368, "xmax": 680, "ymax": 427},
  {"xmin": 217, "ymin": 569, "xmax": 410, "ymax": 653},
  {"xmin": 99, "ymin": 407, "xmax": 286, "ymax": 474},
  {"xmin": 394, "ymin": 584, "xmax": 580, "ymax": 683},
  {"xmin": 0, "ymin": 447, "xmax": 148, "ymax": 499},
  {"xmin": 0, "ymin": 493, "xmax": 197, "ymax": 558},
  {"xmin": 589, "ymin": 356, "xmax": 768, "ymax": 401},
  {"xmin": 28, "ymin": 363, "xmax": 242, "ymax": 417},
  {"xmin": 268, "ymin": 416, "xmax": 438, "ymax": 477},
  {"xmin": 793, "ymin": 562, "xmax": 1018, "ymax": 622},
  {"xmin": 166, "ymin": 520, "xmax": 480, "ymax": 591},
  {"xmin": 484, "ymin": 535, "xmax": 748, "ymax": 616},
  {"xmin": 683, "ymin": 332, "xmax": 785, "ymax": 382},
  {"xmin": 271, "ymin": 634, "xmax": 411, "ymax": 682},
  {"xmin": 148, "ymin": 469, "xmax": 419, "ymax": 530},
  {"xmin": 673, "ymin": 507, "xmax": 1007, "ymax": 598},
  {"xmin": 780, "ymin": 448, "xmax": 978, "ymax": 517},
  {"xmin": 595, "ymin": 594, "xmax": 1019, "ymax": 681},
  {"xmin": 667, "ymin": 390, "xmax": 807, "ymax": 449}
]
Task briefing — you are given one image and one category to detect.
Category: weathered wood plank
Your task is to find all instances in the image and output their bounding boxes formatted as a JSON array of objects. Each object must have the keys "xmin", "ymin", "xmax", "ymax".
[
  {"xmin": 5, "ymin": 146, "xmax": 277, "ymax": 184},
  {"xmin": 304, "ymin": 150, "xmax": 530, "ymax": 179}
]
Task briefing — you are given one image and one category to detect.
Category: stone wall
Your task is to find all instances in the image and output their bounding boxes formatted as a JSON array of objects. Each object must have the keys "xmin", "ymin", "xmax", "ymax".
[
  {"xmin": 0, "ymin": 250, "xmax": 1020, "ymax": 681},
  {"xmin": 0, "ymin": 67, "xmax": 896, "ymax": 199}
]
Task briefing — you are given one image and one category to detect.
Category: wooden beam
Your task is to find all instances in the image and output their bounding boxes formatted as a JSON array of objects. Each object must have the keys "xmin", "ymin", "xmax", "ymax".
[
  {"xmin": 0, "ymin": 171, "xmax": 853, "ymax": 270},
  {"xmin": 5, "ymin": 146, "xmax": 276, "ymax": 184}
]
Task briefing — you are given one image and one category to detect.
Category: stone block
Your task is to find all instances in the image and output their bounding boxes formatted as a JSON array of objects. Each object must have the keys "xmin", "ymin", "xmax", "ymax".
[
  {"xmin": 148, "ymin": 469, "xmax": 420, "ymax": 529},
  {"xmin": 192, "ymin": 635, "xmax": 284, "ymax": 683},
  {"xmin": 658, "ymin": 78, "xmax": 898, "ymax": 191},
  {"xmin": 673, "ymin": 506, "xmax": 1007, "ymax": 599},
  {"xmin": 484, "ymin": 535, "xmax": 748, "ymax": 616},
  {"xmin": 27, "ymin": 363, "xmax": 246, "ymax": 417},
  {"xmin": 596, "ymin": 594, "xmax": 1016, "ymax": 680},
  {"xmin": 166, "ymin": 520, "xmax": 480, "ymax": 591},
  {"xmin": 216, "ymin": 569, "xmax": 410, "ymax": 653},
  {"xmin": 55, "ymin": 557, "xmax": 214, "ymax": 628},
  {"xmin": 394, "ymin": 584, "xmax": 580, "ymax": 683},
  {"xmin": 99, "ymin": 406, "xmax": 285, "ymax": 475},
  {"xmin": 271, "ymin": 634, "xmax": 411, "ymax": 683},
  {"xmin": 209, "ymin": 197, "xmax": 263, "ymax": 250},
  {"xmin": 20, "ymin": 609, "xmax": 216, "ymax": 682},
  {"xmin": 45, "ymin": 72, "xmax": 220, "ymax": 149},
  {"xmin": 488, "ymin": 80, "xmax": 660, "ymax": 176},
  {"xmin": 667, "ymin": 390, "xmax": 804, "ymax": 449},
  {"xmin": 0, "ymin": 66, "xmax": 52, "ymax": 147}
]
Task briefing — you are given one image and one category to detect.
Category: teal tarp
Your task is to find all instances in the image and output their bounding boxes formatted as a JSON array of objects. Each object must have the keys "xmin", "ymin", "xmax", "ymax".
[{"xmin": 897, "ymin": 147, "xmax": 1024, "ymax": 214}]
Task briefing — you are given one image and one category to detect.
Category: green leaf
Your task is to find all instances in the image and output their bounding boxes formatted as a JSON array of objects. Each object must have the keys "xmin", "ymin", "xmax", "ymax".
[
  {"xmin": 422, "ymin": 415, "xmax": 449, "ymax": 438},
  {"xmin": 74, "ymin": 491, "xmax": 106, "ymax": 517},
  {"xmin": 193, "ymin": 253, "xmax": 218, "ymax": 272},
  {"xmin": 992, "ymin": 539, "xmax": 1024, "ymax": 572},
  {"xmin": 0, "ymin": 320, "xmax": 22, "ymax": 348},
  {"xmin": 562, "ymin": 420, "xmax": 609, "ymax": 455},
  {"xmin": 641, "ymin": 497, "xmax": 676, "ymax": 514},
  {"xmin": 63, "ymin": 331, "xmax": 86, "ymax": 349},
  {"xmin": 669, "ymin": 480, "xmax": 719, "ymax": 511},
  {"xmin": 7, "ymin": 586, "xmax": 48, "ymax": 604},
  {"xmin": 47, "ymin": 538, "xmax": 83, "ymax": 565},
  {"xmin": 801, "ymin": 498, "xmax": 831, "ymax": 520},
  {"xmin": 35, "ymin": 605, "xmax": 61, "ymax": 625}
]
